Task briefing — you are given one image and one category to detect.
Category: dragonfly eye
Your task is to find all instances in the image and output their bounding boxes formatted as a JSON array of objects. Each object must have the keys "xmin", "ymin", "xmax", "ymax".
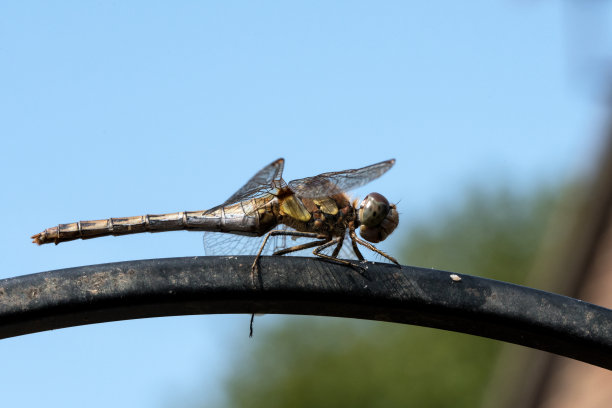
[
  {"xmin": 358, "ymin": 193, "xmax": 399, "ymax": 243},
  {"xmin": 359, "ymin": 193, "xmax": 390, "ymax": 227}
]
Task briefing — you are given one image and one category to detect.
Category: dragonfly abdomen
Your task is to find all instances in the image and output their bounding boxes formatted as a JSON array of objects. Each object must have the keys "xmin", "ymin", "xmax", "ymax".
[{"xmin": 31, "ymin": 209, "xmax": 263, "ymax": 245}]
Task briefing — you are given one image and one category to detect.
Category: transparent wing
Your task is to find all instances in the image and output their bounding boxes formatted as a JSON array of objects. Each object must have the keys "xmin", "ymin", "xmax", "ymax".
[
  {"xmin": 203, "ymin": 228, "xmax": 361, "ymax": 260},
  {"xmin": 287, "ymin": 159, "xmax": 395, "ymax": 198},
  {"xmin": 338, "ymin": 233, "xmax": 359, "ymax": 260},
  {"xmin": 202, "ymin": 159, "xmax": 285, "ymax": 254},
  {"xmin": 203, "ymin": 226, "xmax": 296, "ymax": 257},
  {"xmin": 223, "ymin": 158, "xmax": 285, "ymax": 205},
  {"xmin": 204, "ymin": 158, "xmax": 285, "ymax": 214},
  {"xmin": 203, "ymin": 232, "xmax": 272, "ymax": 256}
]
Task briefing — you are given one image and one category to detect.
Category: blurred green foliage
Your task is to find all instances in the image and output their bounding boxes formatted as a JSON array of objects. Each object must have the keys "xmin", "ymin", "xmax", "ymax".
[{"xmin": 212, "ymin": 186, "xmax": 560, "ymax": 408}]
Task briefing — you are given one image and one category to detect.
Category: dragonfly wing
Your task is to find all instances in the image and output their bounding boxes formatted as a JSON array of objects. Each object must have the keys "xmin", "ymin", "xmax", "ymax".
[
  {"xmin": 203, "ymin": 232, "xmax": 271, "ymax": 256},
  {"xmin": 202, "ymin": 227, "xmax": 361, "ymax": 260},
  {"xmin": 202, "ymin": 225, "xmax": 290, "ymax": 256},
  {"xmin": 223, "ymin": 158, "xmax": 285, "ymax": 204},
  {"xmin": 202, "ymin": 159, "xmax": 285, "ymax": 255},
  {"xmin": 338, "ymin": 232, "xmax": 359, "ymax": 260},
  {"xmin": 204, "ymin": 158, "xmax": 285, "ymax": 214},
  {"xmin": 287, "ymin": 159, "xmax": 395, "ymax": 198}
]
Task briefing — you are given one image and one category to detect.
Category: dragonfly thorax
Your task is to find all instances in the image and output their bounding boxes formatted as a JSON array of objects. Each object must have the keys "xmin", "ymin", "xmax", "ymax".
[{"xmin": 357, "ymin": 192, "xmax": 399, "ymax": 243}]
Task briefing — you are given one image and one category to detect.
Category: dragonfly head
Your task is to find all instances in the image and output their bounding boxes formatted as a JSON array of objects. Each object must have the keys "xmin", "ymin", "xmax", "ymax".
[{"xmin": 357, "ymin": 192, "xmax": 399, "ymax": 243}]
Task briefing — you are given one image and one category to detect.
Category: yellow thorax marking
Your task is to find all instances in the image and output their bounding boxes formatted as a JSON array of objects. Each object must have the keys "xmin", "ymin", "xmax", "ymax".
[
  {"xmin": 280, "ymin": 195, "xmax": 312, "ymax": 222},
  {"xmin": 313, "ymin": 197, "xmax": 338, "ymax": 215}
]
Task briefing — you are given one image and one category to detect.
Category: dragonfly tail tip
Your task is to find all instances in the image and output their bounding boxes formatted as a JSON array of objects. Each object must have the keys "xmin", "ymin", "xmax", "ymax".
[{"xmin": 31, "ymin": 233, "xmax": 44, "ymax": 245}]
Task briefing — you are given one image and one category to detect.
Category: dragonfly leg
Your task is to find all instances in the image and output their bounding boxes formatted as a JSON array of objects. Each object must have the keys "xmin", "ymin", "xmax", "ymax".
[
  {"xmin": 348, "ymin": 228, "xmax": 366, "ymax": 261},
  {"xmin": 349, "ymin": 230, "xmax": 401, "ymax": 266},
  {"xmin": 273, "ymin": 239, "xmax": 329, "ymax": 256},
  {"xmin": 312, "ymin": 237, "xmax": 362, "ymax": 269},
  {"xmin": 252, "ymin": 230, "xmax": 327, "ymax": 287},
  {"xmin": 330, "ymin": 233, "xmax": 345, "ymax": 258}
]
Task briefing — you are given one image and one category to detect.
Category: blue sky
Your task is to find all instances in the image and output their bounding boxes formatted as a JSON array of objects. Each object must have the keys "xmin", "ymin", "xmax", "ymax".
[{"xmin": 0, "ymin": 1, "xmax": 609, "ymax": 407}]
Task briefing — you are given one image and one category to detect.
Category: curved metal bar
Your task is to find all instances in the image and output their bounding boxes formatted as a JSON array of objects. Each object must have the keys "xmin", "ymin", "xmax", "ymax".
[{"xmin": 1, "ymin": 256, "xmax": 611, "ymax": 369}]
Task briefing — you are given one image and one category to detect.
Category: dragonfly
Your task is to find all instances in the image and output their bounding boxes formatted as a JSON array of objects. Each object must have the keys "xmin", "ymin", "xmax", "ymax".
[{"xmin": 32, "ymin": 158, "xmax": 400, "ymax": 285}]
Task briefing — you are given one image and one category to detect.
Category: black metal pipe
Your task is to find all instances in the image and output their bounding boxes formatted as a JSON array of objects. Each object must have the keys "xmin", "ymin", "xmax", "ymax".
[{"xmin": 1, "ymin": 256, "xmax": 610, "ymax": 369}]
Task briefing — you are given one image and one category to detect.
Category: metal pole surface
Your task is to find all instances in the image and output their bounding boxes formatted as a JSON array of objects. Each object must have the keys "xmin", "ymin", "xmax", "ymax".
[{"xmin": 1, "ymin": 256, "xmax": 610, "ymax": 369}]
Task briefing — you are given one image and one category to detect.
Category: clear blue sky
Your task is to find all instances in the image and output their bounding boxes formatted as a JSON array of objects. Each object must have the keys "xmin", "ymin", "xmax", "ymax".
[{"xmin": 1, "ymin": 1, "xmax": 609, "ymax": 407}]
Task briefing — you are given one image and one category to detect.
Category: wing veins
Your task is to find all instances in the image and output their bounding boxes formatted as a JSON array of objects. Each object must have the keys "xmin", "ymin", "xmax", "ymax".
[
  {"xmin": 204, "ymin": 158, "xmax": 285, "ymax": 214},
  {"xmin": 288, "ymin": 159, "xmax": 395, "ymax": 198}
]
